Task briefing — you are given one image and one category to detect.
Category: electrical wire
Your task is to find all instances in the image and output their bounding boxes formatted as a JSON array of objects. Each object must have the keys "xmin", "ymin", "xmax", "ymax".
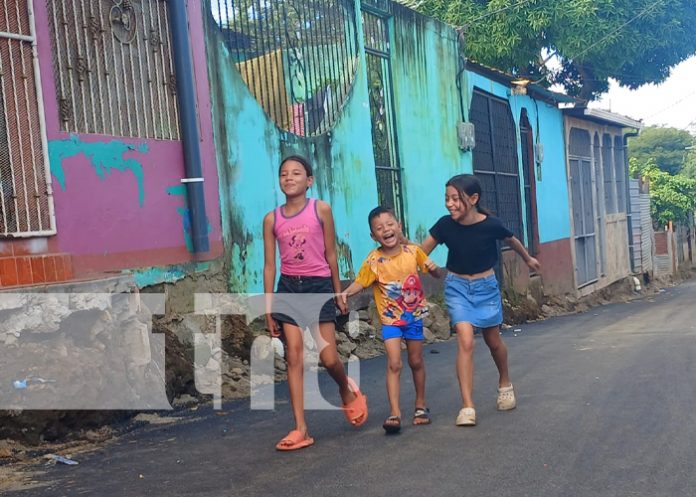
[
  {"xmin": 569, "ymin": 1, "xmax": 663, "ymax": 61},
  {"xmin": 527, "ymin": 2, "xmax": 665, "ymax": 86},
  {"xmin": 644, "ymin": 88, "xmax": 696, "ymax": 120}
]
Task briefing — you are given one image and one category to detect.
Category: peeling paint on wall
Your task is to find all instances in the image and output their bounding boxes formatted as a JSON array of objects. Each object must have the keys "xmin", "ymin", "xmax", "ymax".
[
  {"xmin": 336, "ymin": 238, "xmax": 355, "ymax": 279},
  {"xmin": 48, "ymin": 134, "xmax": 148, "ymax": 207},
  {"xmin": 166, "ymin": 185, "xmax": 212, "ymax": 253},
  {"xmin": 126, "ymin": 262, "xmax": 212, "ymax": 288}
]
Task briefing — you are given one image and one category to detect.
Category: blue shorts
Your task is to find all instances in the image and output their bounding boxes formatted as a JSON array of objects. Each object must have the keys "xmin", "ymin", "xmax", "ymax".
[
  {"xmin": 444, "ymin": 273, "xmax": 503, "ymax": 329},
  {"xmin": 381, "ymin": 321, "xmax": 424, "ymax": 341}
]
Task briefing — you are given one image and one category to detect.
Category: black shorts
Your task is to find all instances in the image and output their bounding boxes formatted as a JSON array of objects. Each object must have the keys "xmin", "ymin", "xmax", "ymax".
[{"xmin": 271, "ymin": 274, "xmax": 337, "ymax": 326}]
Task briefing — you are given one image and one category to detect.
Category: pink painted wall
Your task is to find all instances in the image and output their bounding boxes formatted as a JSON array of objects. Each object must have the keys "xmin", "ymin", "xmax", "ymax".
[{"xmin": 32, "ymin": 1, "xmax": 222, "ymax": 276}]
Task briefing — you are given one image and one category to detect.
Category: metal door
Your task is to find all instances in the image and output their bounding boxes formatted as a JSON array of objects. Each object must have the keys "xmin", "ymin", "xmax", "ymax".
[{"xmin": 569, "ymin": 128, "xmax": 598, "ymax": 286}]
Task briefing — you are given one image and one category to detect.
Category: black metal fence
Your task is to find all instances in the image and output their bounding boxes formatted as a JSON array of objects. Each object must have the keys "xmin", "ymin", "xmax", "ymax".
[{"xmin": 211, "ymin": 0, "xmax": 360, "ymax": 136}]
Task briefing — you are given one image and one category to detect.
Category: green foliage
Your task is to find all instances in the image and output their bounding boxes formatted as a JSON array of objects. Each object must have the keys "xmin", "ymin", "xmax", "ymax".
[
  {"xmin": 400, "ymin": 0, "xmax": 696, "ymax": 100},
  {"xmin": 627, "ymin": 127, "xmax": 694, "ymax": 175},
  {"xmin": 682, "ymin": 147, "xmax": 696, "ymax": 179},
  {"xmin": 629, "ymin": 157, "xmax": 696, "ymax": 226}
]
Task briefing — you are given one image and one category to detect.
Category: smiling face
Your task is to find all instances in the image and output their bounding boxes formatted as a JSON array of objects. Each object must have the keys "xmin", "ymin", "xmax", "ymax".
[
  {"xmin": 279, "ymin": 159, "xmax": 313, "ymax": 197},
  {"xmin": 445, "ymin": 185, "xmax": 479, "ymax": 223},
  {"xmin": 370, "ymin": 212, "xmax": 402, "ymax": 249}
]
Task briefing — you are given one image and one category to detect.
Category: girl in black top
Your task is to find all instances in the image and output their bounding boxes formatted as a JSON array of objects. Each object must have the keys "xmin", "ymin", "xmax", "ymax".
[{"xmin": 422, "ymin": 174, "xmax": 540, "ymax": 426}]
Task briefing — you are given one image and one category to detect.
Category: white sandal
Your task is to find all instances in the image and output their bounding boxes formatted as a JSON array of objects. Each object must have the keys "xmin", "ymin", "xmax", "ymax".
[
  {"xmin": 455, "ymin": 407, "xmax": 476, "ymax": 426},
  {"xmin": 497, "ymin": 384, "xmax": 516, "ymax": 411}
]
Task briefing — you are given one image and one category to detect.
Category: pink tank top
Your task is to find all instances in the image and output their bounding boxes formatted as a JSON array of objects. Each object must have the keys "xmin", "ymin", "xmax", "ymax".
[{"xmin": 273, "ymin": 198, "xmax": 331, "ymax": 277}]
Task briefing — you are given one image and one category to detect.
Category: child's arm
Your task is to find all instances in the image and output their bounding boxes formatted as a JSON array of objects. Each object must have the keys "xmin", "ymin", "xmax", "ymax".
[
  {"xmin": 414, "ymin": 239, "xmax": 445, "ymax": 278},
  {"xmin": 503, "ymin": 236, "xmax": 541, "ymax": 271},
  {"xmin": 423, "ymin": 258, "xmax": 447, "ymax": 279},
  {"xmin": 339, "ymin": 281, "xmax": 366, "ymax": 307},
  {"xmin": 262, "ymin": 212, "xmax": 280, "ymax": 337},
  {"xmin": 420, "ymin": 235, "xmax": 439, "ymax": 255},
  {"xmin": 317, "ymin": 200, "xmax": 348, "ymax": 314},
  {"xmin": 340, "ymin": 256, "xmax": 376, "ymax": 308}
]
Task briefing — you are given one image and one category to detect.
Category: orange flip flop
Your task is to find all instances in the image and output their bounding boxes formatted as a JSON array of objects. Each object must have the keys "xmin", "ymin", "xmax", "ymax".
[
  {"xmin": 342, "ymin": 377, "xmax": 368, "ymax": 427},
  {"xmin": 275, "ymin": 430, "xmax": 314, "ymax": 451}
]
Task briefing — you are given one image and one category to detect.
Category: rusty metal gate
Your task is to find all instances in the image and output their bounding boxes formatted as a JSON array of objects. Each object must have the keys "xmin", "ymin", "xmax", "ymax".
[{"xmin": 0, "ymin": 0, "xmax": 55, "ymax": 237}]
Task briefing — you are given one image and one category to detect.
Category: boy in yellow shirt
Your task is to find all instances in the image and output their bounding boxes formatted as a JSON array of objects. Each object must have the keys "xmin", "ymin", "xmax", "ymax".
[{"xmin": 341, "ymin": 207, "xmax": 444, "ymax": 433}]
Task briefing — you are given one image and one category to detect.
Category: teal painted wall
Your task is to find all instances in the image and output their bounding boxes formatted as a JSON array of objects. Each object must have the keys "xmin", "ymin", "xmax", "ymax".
[
  {"xmin": 390, "ymin": 5, "xmax": 470, "ymax": 266},
  {"xmin": 466, "ymin": 71, "xmax": 571, "ymax": 244},
  {"xmin": 203, "ymin": 1, "xmax": 572, "ymax": 293},
  {"xmin": 205, "ymin": 7, "xmax": 377, "ymax": 292}
]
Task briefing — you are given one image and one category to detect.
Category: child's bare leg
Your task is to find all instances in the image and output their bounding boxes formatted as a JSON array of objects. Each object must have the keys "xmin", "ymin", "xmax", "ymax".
[
  {"xmin": 454, "ymin": 322, "xmax": 475, "ymax": 408},
  {"xmin": 405, "ymin": 339, "xmax": 426, "ymax": 411},
  {"xmin": 283, "ymin": 324, "xmax": 307, "ymax": 435},
  {"xmin": 383, "ymin": 338, "xmax": 403, "ymax": 418},
  {"xmin": 482, "ymin": 325, "xmax": 511, "ymax": 387},
  {"xmin": 316, "ymin": 321, "xmax": 355, "ymax": 405}
]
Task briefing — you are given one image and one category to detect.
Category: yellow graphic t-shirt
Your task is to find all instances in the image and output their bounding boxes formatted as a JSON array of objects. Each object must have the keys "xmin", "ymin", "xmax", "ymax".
[{"xmin": 355, "ymin": 244, "xmax": 430, "ymax": 326}]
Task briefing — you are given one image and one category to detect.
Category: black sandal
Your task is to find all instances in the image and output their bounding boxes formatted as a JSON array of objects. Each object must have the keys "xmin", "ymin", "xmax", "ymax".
[
  {"xmin": 413, "ymin": 407, "xmax": 431, "ymax": 426},
  {"xmin": 382, "ymin": 415, "xmax": 401, "ymax": 434}
]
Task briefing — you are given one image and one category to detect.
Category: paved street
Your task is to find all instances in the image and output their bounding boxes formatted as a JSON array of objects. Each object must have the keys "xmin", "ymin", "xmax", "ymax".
[{"xmin": 10, "ymin": 281, "xmax": 696, "ymax": 497}]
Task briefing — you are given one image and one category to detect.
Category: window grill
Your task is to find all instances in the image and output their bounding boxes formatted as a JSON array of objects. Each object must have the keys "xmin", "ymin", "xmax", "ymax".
[
  {"xmin": 46, "ymin": 0, "xmax": 180, "ymax": 140},
  {"xmin": 362, "ymin": 6, "xmax": 405, "ymax": 227},
  {"xmin": 210, "ymin": 0, "xmax": 360, "ymax": 136},
  {"xmin": 0, "ymin": 0, "xmax": 55, "ymax": 237},
  {"xmin": 470, "ymin": 89, "xmax": 523, "ymax": 241}
]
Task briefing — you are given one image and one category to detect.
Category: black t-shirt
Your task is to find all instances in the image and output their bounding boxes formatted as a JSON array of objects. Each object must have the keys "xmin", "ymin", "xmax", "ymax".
[{"xmin": 429, "ymin": 215, "xmax": 514, "ymax": 275}]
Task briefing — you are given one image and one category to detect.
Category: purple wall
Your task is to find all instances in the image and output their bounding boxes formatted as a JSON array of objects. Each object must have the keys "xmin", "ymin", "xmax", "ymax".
[{"xmin": 32, "ymin": 1, "xmax": 222, "ymax": 277}]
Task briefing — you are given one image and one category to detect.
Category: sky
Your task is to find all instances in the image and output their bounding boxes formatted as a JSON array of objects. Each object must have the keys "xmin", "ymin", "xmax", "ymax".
[{"xmin": 589, "ymin": 55, "xmax": 696, "ymax": 133}]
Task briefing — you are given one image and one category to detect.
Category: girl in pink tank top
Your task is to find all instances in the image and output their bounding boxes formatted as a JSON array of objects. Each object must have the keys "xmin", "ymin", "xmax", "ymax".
[
  {"xmin": 273, "ymin": 197, "xmax": 330, "ymax": 277},
  {"xmin": 262, "ymin": 156, "xmax": 368, "ymax": 451}
]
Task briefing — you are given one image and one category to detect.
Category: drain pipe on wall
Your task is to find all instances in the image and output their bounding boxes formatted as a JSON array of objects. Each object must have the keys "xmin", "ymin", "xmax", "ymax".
[{"xmin": 168, "ymin": 1, "xmax": 210, "ymax": 254}]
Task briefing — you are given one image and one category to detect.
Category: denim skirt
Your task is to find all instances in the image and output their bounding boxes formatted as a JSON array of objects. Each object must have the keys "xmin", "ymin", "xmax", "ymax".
[
  {"xmin": 444, "ymin": 272, "xmax": 503, "ymax": 329},
  {"xmin": 272, "ymin": 274, "xmax": 337, "ymax": 326}
]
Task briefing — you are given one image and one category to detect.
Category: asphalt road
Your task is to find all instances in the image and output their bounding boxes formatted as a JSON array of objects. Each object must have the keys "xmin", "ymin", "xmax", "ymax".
[{"xmin": 10, "ymin": 280, "xmax": 696, "ymax": 497}]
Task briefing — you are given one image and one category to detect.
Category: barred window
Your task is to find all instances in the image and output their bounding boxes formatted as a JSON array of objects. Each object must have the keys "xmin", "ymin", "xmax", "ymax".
[
  {"xmin": 0, "ymin": 2, "xmax": 54, "ymax": 237},
  {"xmin": 470, "ymin": 89, "xmax": 523, "ymax": 240},
  {"xmin": 211, "ymin": 0, "xmax": 360, "ymax": 136},
  {"xmin": 46, "ymin": 0, "xmax": 180, "ymax": 140}
]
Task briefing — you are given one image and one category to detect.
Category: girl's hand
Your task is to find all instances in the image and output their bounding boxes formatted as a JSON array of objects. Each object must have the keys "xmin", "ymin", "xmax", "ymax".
[
  {"xmin": 336, "ymin": 293, "xmax": 349, "ymax": 314},
  {"xmin": 424, "ymin": 258, "xmax": 438, "ymax": 272},
  {"xmin": 424, "ymin": 258, "xmax": 446, "ymax": 278},
  {"xmin": 266, "ymin": 314, "xmax": 281, "ymax": 337},
  {"xmin": 526, "ymin": 257, "xmax": 541, "ymax": 272}
]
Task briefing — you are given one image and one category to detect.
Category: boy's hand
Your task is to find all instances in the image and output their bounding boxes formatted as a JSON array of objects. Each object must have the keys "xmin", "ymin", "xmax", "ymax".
[
  {"xmin": 526, "ymin": 257, "xmax": 541, "ymax": 272},
  {"xmin": 265, "ymin": 314, "xmax": 281, "ymax": 337},
  {"xmin": 336, "ymin": 294, "xmax": 348, "ymax": 315}
]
